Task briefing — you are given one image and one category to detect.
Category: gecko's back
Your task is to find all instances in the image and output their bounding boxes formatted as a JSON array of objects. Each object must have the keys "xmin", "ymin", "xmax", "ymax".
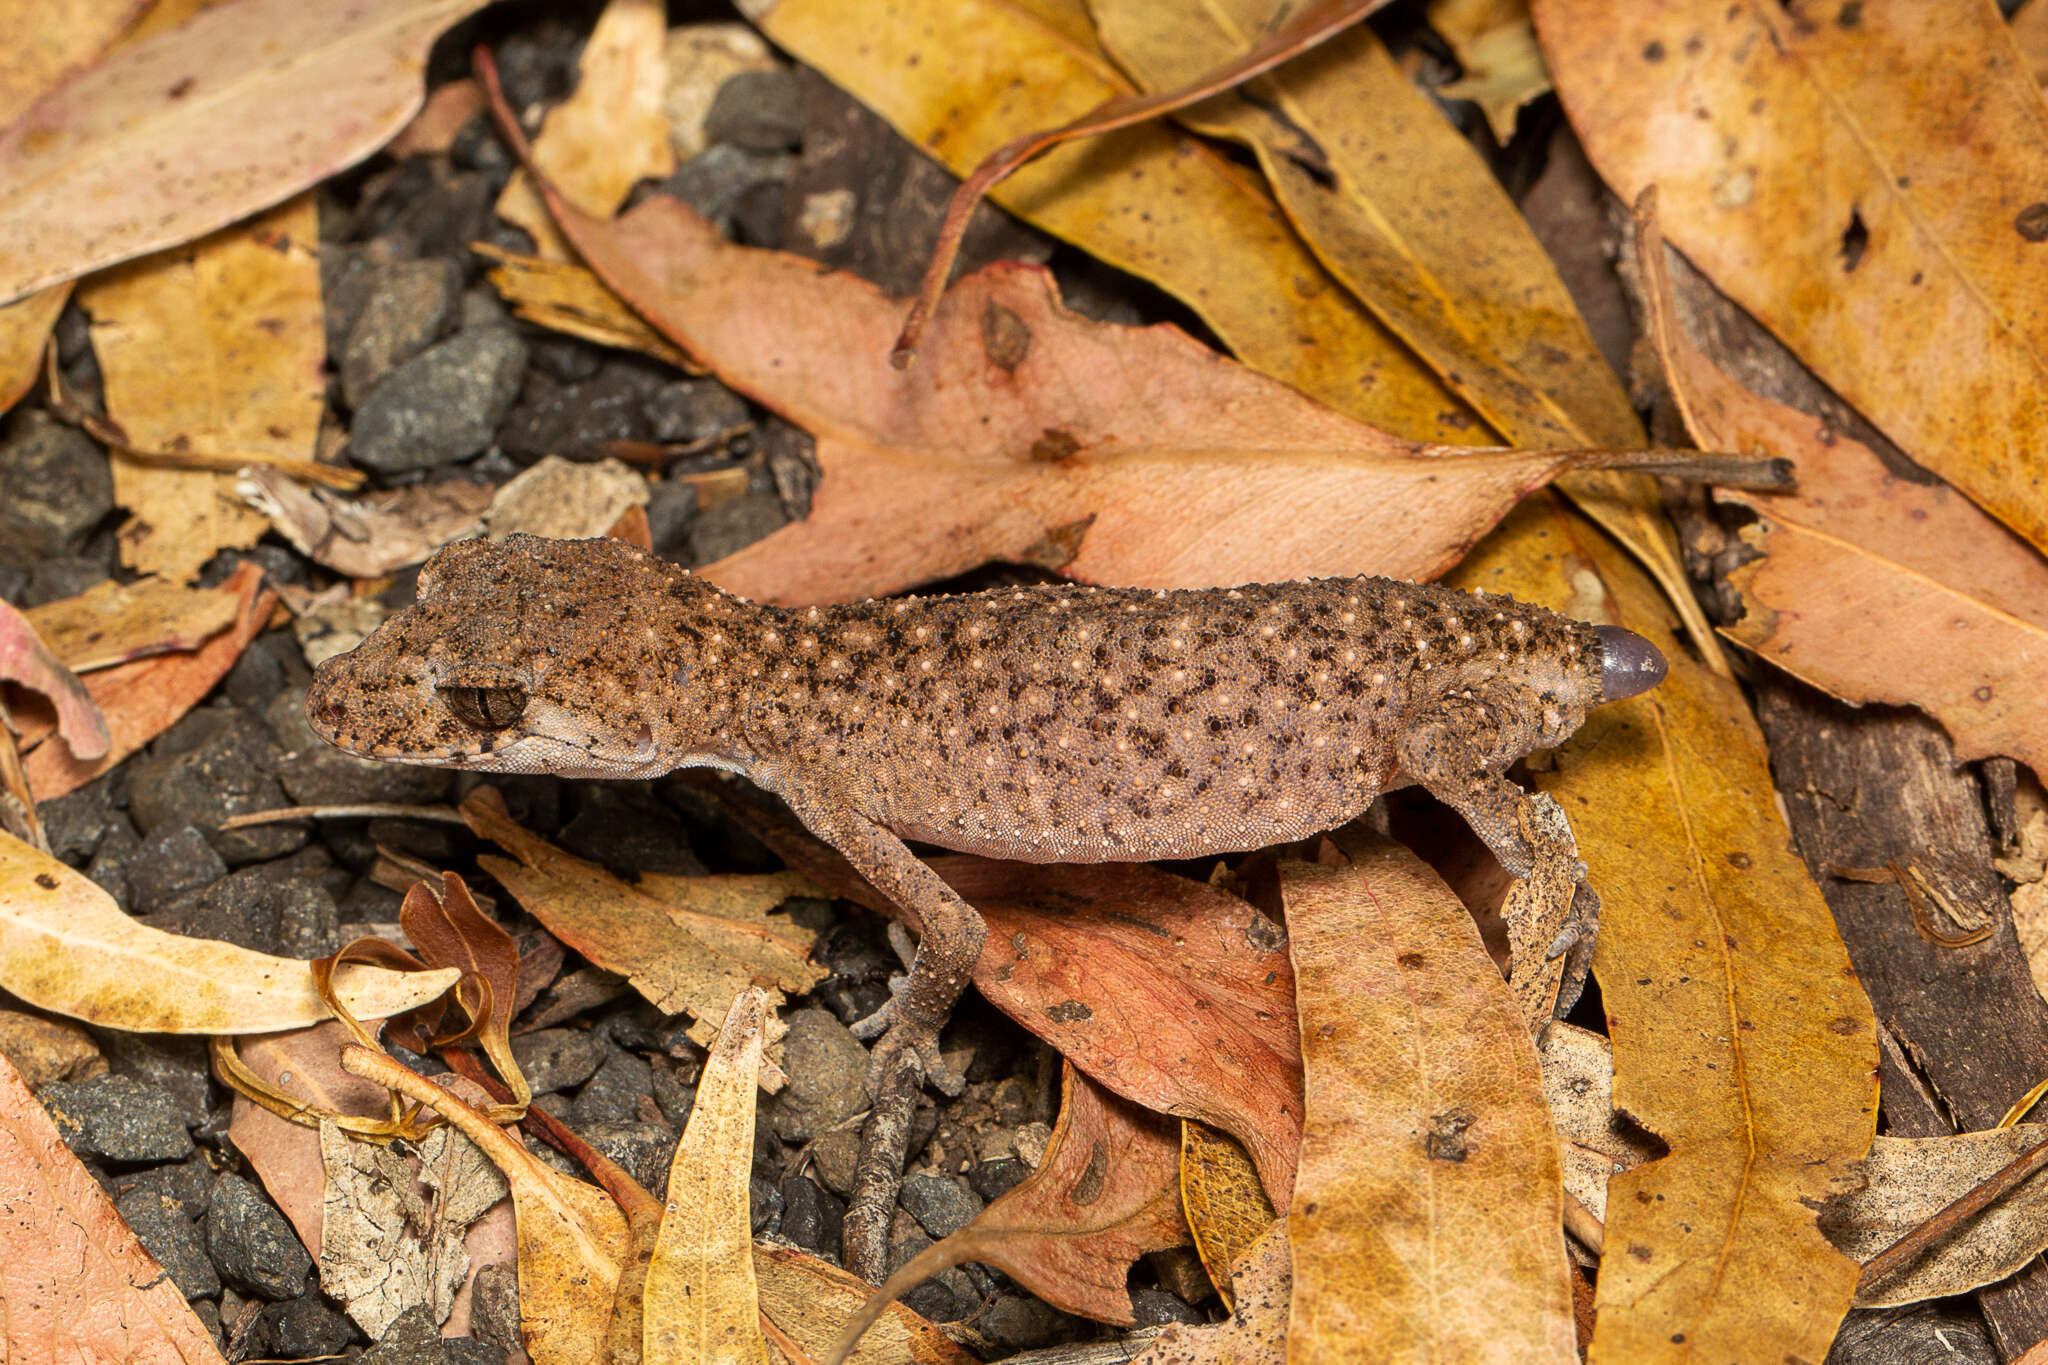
[{"xmin": 763, "ymin": 576, "xmax": 1596, "ymax": 864}]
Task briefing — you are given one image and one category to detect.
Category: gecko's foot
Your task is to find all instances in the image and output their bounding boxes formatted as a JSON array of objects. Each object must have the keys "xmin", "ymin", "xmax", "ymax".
[{"xmin": 853, "ymin": 994, "xmax": 966, "ymax": 1098}]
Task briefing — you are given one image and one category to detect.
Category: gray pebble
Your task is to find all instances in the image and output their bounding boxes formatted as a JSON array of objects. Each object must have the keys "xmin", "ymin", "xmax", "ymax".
[
  {"xmin": 511, "ymin": 1028, "xmax": 608, "ymax": 1095},
  {"xmin": 126, "ymin": 708, "xmax": 307, "ymax": 865},
  {"xmin": 205, "ymin": 1173, "xmax": 312, "ymax": 1299},
  {"xmin": 898, "ymin": 1172, "xmax": 983, "ymax": 1240},
  {"xmin": 115, "ymin": 1184, "xmax": 219, "ymax": 1298},
  {"xmin": 125, "ymin": 826, "xmax": 228, "ymax": 916},
  {"xmin": 0, "ymin": 413, "xmax": 113, "ymax": 564},
  {"xmin": 41, "ymin": 1074, "xmax": 192, "ymax": 1162},
  {"xmin": 362, "ymin": 1304, "xmax": 503, "ymax": 1364},
  {"xmin": 348, "ymin": 326, "xmax": 528, "ymax": 473},
  {"xmin": 569, "ymin": 1049, "xmax": 655, "ymax": 1128},
  {"xmin": 341, "ymin": 257, "xmax": 464, "ymax": 408},
  {"xmin": 685, "ymin": 490, "xmax": 789, "ymax": 566},
  {"xmin": 768, "ymin": 1009, "xmax": 869, "ymax": 1143}
]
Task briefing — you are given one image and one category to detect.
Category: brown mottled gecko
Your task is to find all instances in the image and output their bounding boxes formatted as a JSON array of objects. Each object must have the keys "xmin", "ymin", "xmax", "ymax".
[{"xmin": 307, "ymin": 534, "xmax": 1664, "ymax": 1263}]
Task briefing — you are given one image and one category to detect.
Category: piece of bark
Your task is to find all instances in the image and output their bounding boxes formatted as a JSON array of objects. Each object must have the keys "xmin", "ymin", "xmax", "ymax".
[{"xmin": 1759, "ymin": 683, "xmax": 2048, "ymax": 1361}]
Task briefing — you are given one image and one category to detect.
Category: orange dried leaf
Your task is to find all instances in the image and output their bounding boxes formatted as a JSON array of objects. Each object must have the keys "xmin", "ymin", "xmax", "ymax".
[
  {"xmin": 0, "ymin": 831, "xmax": 457, "ymax": 1034},
  {"xmin": 0, "ymin": 0, "xmax": 492, "ymax": 303},
  {"xmin": 0, "ymin": 597, "xmax": 108, "ymax": 760},
  {"xmin": 1536, "ymin": 0, "xmax": 2048, "ymax": 552},
  {"xmin": 832, "ymin": 1063, "xmax": 1185, "ymax": 1357},
  {"xmin": 0, "ymin": 1050, "xmax": 226, "ymax": 1363},
  {"xmin": 24, "ymin": 576, "xmax": 239, "ymax": 673},
  {"xmin": 1634, "ymin": 192, "xmax": 2048, "ymax": 784},
  {"xmin": 505, "ymin": 172, "xmax": 1627, "ymax": 604},
  {"xmin": 20, "ymin": 560, "xmax": 270, "ymax": 799},
  {"xmin": 1283, "ymin": 848, "xmax": 1575, "ymax": 1363},
  {"xmin": 936, "ymin": 858, "xmax": 1302, "ymax": 1208}
]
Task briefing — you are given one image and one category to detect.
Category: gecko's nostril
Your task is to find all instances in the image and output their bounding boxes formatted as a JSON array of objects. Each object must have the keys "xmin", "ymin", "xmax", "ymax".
[{"xmin": 1595, "ymin": 625, "xmax": 1667, "ymax": 703}]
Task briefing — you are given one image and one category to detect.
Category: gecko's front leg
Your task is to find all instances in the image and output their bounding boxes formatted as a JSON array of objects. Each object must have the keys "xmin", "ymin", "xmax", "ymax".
[{"xmin": 777, "ymin": 788, "xmax": 987, "ymax": 1281}]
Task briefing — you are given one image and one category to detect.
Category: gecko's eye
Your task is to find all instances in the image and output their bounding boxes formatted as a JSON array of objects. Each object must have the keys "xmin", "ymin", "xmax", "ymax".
[{"xmin": 440, "ymin": 684, "xmax": 529, "ymax": 730}]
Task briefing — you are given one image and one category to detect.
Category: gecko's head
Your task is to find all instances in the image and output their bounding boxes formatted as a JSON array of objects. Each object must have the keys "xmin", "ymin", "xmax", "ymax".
[{"xmin": 307, "ymin": 534, "xmax": 742, "ymax": 780}]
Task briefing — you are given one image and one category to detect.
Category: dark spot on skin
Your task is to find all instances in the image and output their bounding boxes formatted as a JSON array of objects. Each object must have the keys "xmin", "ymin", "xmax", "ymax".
[
  {"xmin": 2017, "ymin": 204, "xmax": 2048, "ymax": 243},
  {"xmin": 1642, "ymin": 39, "xmax": 1666, "ymax": 60}
]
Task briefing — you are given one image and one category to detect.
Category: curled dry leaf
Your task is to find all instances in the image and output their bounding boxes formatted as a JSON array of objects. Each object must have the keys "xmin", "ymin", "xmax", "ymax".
[
  {"xmin": 754, "ymin": 1242, "xmax": 975, "ymax": 1365},
  {"xmin": 933, "ymin": 858, "xmax": 1302, "ymax": 1208},
  {"xmin": 1445, "ymin": 493, "xmax": 1875, "ymax": 1365},
  {"xmin": 645, "ymin": 987, "xmax": 770, "ymax": 1365},
  {"xmin": 0, "ymin": 829, "xmax": 456, "ymax": 1032},
  {"xmin": 1284, "ymin": 846, "xmax": 1575, "ymax": 1364},
  {"xmin": 495, "ymin": 0, "xmax": 675, "ymax": 259},
  {"xmin": 0, "ymin": 596, "xmax": 109, "ymax": 761},
  {"xmin": 1536, "ymin": 0, "xmax": 2048, "ymax": 553},
  {"xmin": 24, "ymin": 576, "xmax": 238, "ymax": 673},
  {"xmin": 1181, "ymin": 1121, "xmax": 1275, "ymax": 1310},
  {"xmin": 740, "ymin": 0, "xmax": 1467, "ymax": 439},
  {"xmin": 0, "ymin": 1050, "xmax": 227, "ymax": 1364},
  {"xmin": 1634, "ymin": 193, "xmax": 2048, "ymax": 785},
  {"xmin": 395, "ymin": 872, "xmax": 530, "ymax": 1113},
  {"xmin": 239, "ymin": 466, "xmax": 493, "ymax": 580},
  {"xmin": 0, "ymin": 0, "xmax": 491, "ymax": 303},
  {"xmin": 20, "ymin": 560, "xmax": 270, "ymax": 799},
  {"xmin": 82, "ymin": 195, "xmax": 323, "ymax": 582},
  {"xmin": 1537, "ymin": 1022, "xmax": 1659, "ymax": 1224},
  {"xmin": 484, "ymin": 456, "xmax": 652, "ymax": 543},
  {"xmin": 343, "ymin": 1046, "xmax": 631, "ymax": 1365},
  {"xmin": 475, "ymin": 242, "xmax": 694, "ymax": 370},
  {"xmin": 830, "ymin": 1062, "xmax": 1185, "ymax": 1361},
  {"xmin": 461, "ymin": 786, "xmax": 820, "ymax": 1078},
  {"xmin": 1126, "ymin": 1219, "xmax": 1291, "ymax": 1365},
  {"xmin": 1821, "ymin": 1125, "xmax": 2048, "ymax": 1308},
  {"xmin": 501, "ymin": 155, "xmax": 1639, "ymax": 607}
]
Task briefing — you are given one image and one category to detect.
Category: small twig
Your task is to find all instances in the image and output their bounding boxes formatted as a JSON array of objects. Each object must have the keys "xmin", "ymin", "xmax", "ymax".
[
  {"xmin": 841, "ymin": 1053, "xmax": 927, "ymax": 1283},
  {"xmin": 1562, "ymin": 1188, "xmax": 1605, "ymax": 1256},
  {"xmin": 1856, "ymin": 1129, "xmax": 2048, "ymax": 1294},
  {"xmin": 219, "ymin": 802, "xmax": 467, "ymax": 830}
]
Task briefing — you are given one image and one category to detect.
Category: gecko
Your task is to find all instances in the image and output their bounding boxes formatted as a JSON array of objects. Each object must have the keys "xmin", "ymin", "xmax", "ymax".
[{"xmin": 306, "ymin": 533, "xmax": 1665, "ymax": 1265}]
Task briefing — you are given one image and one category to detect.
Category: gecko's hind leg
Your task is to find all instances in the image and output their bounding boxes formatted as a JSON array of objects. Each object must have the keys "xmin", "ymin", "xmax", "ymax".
[{"xmin": 777, "ymin": 792, "xmax": 987, "ymax": 1282}]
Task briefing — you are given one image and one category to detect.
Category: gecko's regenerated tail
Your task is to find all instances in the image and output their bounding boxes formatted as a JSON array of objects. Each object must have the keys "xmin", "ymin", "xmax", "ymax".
[{"xmin": 1594, "ymin": 624, "xmax": 1667, "ymax": 703}]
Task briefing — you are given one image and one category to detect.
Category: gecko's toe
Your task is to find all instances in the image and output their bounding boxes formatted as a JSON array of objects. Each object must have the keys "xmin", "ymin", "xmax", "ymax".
[{"xmin": 1594, "ymin": 625, "xmax": 1667, "ymax": 702}]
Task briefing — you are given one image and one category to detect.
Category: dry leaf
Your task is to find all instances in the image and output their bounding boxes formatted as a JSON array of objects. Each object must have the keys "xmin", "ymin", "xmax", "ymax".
[
  {"xmin": 502, "ymin": 163, "xmax": 1650, "ymax": 605},
  {"xmin": 1536, "ymin": 0, "xmax": 2048, "ymax": 553},
  {"xmin": 1821, "ymin": 1126, "xmax": 2048, "ymax": 1308},
  {"xmin": 935, "ymin": 858, "xmax": 1302, "ymax": 1209},
  {"xmin": 753, "ymin": 1242, "xmax": 976, "ymax": 1365},
  {"xmin": 0, "ymin": 831, "xmax": 456, "ymax": 1032},
  {"xmin": 20, "ymin": 560, "xmax": 269, "ymax": 799},
  {"xmin": 0, "ymin": 1050, "xmax": 227, "ymax": 1363},
  {"xmin": 2017, "ymin": 0, "xmax": 2048, "ymax": 84},
  {"xmin": 319, "ymin": 1119, "xmax": 509, "ymax": 1337},
  {"xmin": 1283, "ymin": 847, "xmax": 1575, "ymax": 1363},
  {"xmin": 476, "ymin": 243, "xmax": 695, "ymax": 370},
  {"xmin": 484, "ymin": 456, "xmax": 652, "ymax": 542},
  {"xmin": 1430, "ymin": 0, "xmax": 1551, "ymax": 142},
  {"xmin": 496, "ymin": 0, "xmax": 675, "ymax": 259},
  {"xmin": 738, "ymin": 0, "xmax": 1471, "ymax": 440},
  {"xmin": 1536, "ymin": 1023, "xmax": 1658, "ymax": 1224},
  {"xmin": 0, "ymin": 286, "xmax": 69, "ymax": 417},
  {"xmin": 1091, "ymin": 0, "xmax": 1715, "ymax": 674},
  {"xmin": 0, "ymin": 0, "xmax": 491, "ymax": 303},
  {"xmin": 240, "ymin": 466, "xmax": 493, "ymax": 579},
  {"xmin": 343, "ymin": 1046, "xmax": 629, "ymax": 1365},
  {"xmin": 0, "ymin": 597, "xmax": 109, "ymax": 761},
  {"xmin": 1180, "ymin": 1121, "xmax": 1275, "ymax": 1310},
  {"xmin": 81, "ymin": 194, "xmax": 323, "ymax": 581},
  {"xmin": 663, "ymin": 23, "xmax": 779, "ymax": 162},
  {"xmin": 1126, "ymin": 1220, "xmax": 1290, "ymax": 1365},
  {"xmin": 835, "ymin": 1062, "xmax": 1186, "ymax": 1354},
  {"xmin": 462, "ymin": 786, "xmax": 820, "ymax": 1077},
  {"xmin": 646, "ymin": 987, "xmax": 770, "ymax": 1365},
  {"xmin": 24, "ymin": 576, "xmax": 239, "ymax": 672},
  {"xmin": 386, "ymin": 76, "xmax": 484, "ymax": 159},
  {"xmin": 1445, "ymin": 493, "xmax": 1876, "ymax": 1364},
  {"xmin": 394, "ymin": 872, "xmax": 531, "ymax": 1115}
]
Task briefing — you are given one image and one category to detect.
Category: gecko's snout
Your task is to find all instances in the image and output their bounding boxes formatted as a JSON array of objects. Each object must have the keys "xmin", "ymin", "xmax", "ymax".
[{"xmin": 1594, "ymin": 625, "xmax": 1667, "ymax": 703}]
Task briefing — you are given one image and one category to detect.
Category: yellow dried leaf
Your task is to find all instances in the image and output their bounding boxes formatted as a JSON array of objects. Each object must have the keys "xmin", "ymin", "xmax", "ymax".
[
  {"xmin": 24, "ymin": 577, "xmax": 239, "ymax": 672},
  {"xmin": 753, "ymin": 1242, "xmax": 975, "ymax": 1365},
  {"xmin": 81, "ymin": 195, "xmax": 324, "ymax": 581},
  {"xmin": 1283, "ymin": 848, "xmax": 1575, "ymax": 1363},
  {"xmin": 1446, "ymin": 493, "xmax": 1877, "ymax": 1365},
  {"xmin": 744, "ymin": 0, "xmax": 1472, "ymax": 441},
  {"xmin": 477, "ymin": 242, "xmax": 694, "ymax": 370},
  {"xmin": 0, "ymin": 829, "xmax": 457, "ymax": 1032},
  {"xmin": 1180, "ymin": 1121, "xmax": 1273, "ymax": 1310},
  {"xmin": 1537, "ymin": 0, "xmax": 2048, "ymax": 553},
  {"xmin": 0, "ymin": 286, "xmax": 67, "ymax": 417},
  {"xmin": 645, "ymin": 987, "xmax": 770, "ymax": 1365},
  {"xmin": 497, "ymin": 0, "xmax": 675, "ymax": 258}
]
